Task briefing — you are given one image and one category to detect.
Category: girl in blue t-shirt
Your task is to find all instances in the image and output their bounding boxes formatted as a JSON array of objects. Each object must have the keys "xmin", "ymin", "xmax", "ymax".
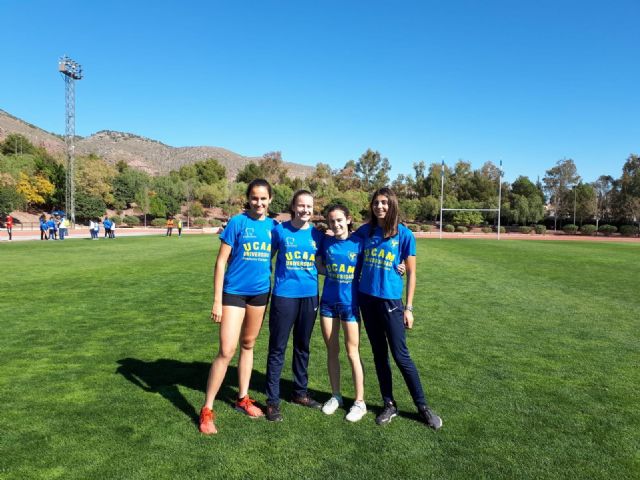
[
  {"xmin": 199, "ymin": 179, "xmax": 277, "ymax": 435},
  {"xmin": 355, "ymin": 187, "xmax": 443, "ymax": 430},
  {"xmin": 316, "ymin": 204, "xmax": 368, "ymax": 422},
  {"xmin": 264, "ymin": 190, "xmax": 324, "ymax": 422}
]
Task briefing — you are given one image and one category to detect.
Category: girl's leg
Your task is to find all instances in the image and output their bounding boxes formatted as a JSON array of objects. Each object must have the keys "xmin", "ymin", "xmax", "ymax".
[
  {"xmin": 342, "ymin": 321, "xmax": 364, "ymax": 402},
  {"xmin": 320, "ymin": 316, "xmax": 341, "ymax": 396},
  {"xmin": 265, "ymin": 295, "xmax": 297, "ymax": 405},
  {"xmin": 383, "ymin": 301, "xmax": 427, "ymax": 407},
  {"xmin": 360, "ymin": 293, "xmax": 394, "ymax": 405},
  {"xmin": 203, "ymin": 305, "xmax": 246, "ymax": 409},
  {"xmin": 291, "ymin": 296, "xmax": 318, "ymax": 398},
  {"xmin": 237, "ymin": 304, "xmax": 267, "ymax": 398}
]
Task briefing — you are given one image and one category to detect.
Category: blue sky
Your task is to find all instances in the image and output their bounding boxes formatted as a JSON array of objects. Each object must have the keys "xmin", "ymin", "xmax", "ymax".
[{"xmin": 1, "ymin": 0, "xmax": 638, "ymax": 184}]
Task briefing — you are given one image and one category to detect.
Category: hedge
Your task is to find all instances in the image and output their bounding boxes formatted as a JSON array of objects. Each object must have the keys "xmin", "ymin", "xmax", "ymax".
[
  {"xmin": 598, "ymin": 224, "xmax": 617, "ymax": 236},
  {"xmin": 580, "ymin": 225, "xmax": 597, "ymax": 236},
  {"xmin": 123, "ymin": 215, "xmax": 140, "ymax": 226},
  {"xmin": 535, "ymin": 224, "xmax": 547, "ymax": 235},
  {"xmin": 619, "ymin": 225, "xmax": 639, "ymax": 237}
]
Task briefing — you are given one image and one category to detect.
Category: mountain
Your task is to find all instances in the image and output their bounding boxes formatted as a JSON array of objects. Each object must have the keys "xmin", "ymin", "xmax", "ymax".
[{"xmin": 0, "ymin": 109, "xmax": 314, "ymax": 179}]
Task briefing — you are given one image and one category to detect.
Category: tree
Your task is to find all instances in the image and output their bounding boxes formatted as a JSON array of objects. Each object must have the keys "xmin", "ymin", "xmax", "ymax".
[
  {"xmin": 543, "ymin": 158, "xmax": 580, "ymax": 230},
  {"xmin": 450, "ymin": 160, "xmax": 473, "ymax": 200},
  {"xmin": 195, "ymin": 179, "xmax": 228, "ymax": 208},
  {"xmin": 413, "ymin": 161, "xmax": 428, "ymax": 197},
  {"xmin": 399, "ymin": 198, "xmax": 420, "ymax": 222},
  {"xmin": 355, "ymin": 149, "xmax": 390, "ymax": 190},
  {"xmin": 16, "ymin": 172, "xmax": 54, "ymax": 207},
  {"xmin": 113, "ymin": 168, "xmax": 150, "ymax": 209},
  {"xmin": 619, "ymin": 153, "xmax": 640, "ymax": 228},
  {"xmin": 509, "ymin": 176, "xmax": 545, "ymax": 225},
  {"xmin": 469, "ymin": 162, "xmax": 501, "ymax": 204},
  {"xmin": 195, "ymin": 158, "xmax": 226, "ymax": 184},
  {"xmin": 76, "ymin": 154, "xmax": 117, "ymax": 206},
  {"xmin": 334, "ymin": 160, "xmax": 361, "ymax": 191},
  {"xmin": 574, "ymin": 183, "xmax": 596, "ymax": 225},
  {"xmin": 134, "ymin": 186, "xmax": 152, "ymax": 227},
  {"xmin": 417, "ymin": 196, "xmax": 439, "ymax": 221},
  {"xmin": 236, "ymin": 162, "xmax": 264, "ymax": 183},
  {"xmin": 75, "ymin": 191, "xmax": 106, "ymax": 221},
  {"xmin": 392, "ymin": 174, "xmax": 417, "ymax": 199},
  {"xmin": 1, "ymin": 133, "xmax": 36, "ymax": 155},
  {"xmin": 271, "ymin": 184, "xmax": 294, "ymax": 214},
  {"xmin": 259, "ymin": 151, "xmax": 289, "ymax": 184},
  {"xmin": 593, "ymin": 175, "xmax": 615, "ymax": 227}
]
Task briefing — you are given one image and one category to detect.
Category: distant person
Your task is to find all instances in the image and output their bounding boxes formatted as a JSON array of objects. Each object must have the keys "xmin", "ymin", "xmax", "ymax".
[
  {"xmin": 199, "ymin": 179, "xmax": 277, "ymax": 435},
  {"xmin": 110, "ymin": 220, "xmax": 116, "ymax": 239},
  {"xmin": 93, "ymin": 219, "xmax": 100, "ymax": 239},
  {"xmin": 40, "ymin": 215, "xmax": 48, "ymax": 240},
  {"xmin": 47, "ymin": 216, "xmax": 57, "ymax": 240},
  {"xmin": 166, "ymin": 217, "xmax": 174, "ymax": 236},
  {"xmin": 103, "ymin": 216, "xmax": 112, "ymax": 238},
  {"xmin": 5, "ymin": 214, "xmax": 13, "ymax": 241},
  {"xmin": 177, "ymin": 218, "xmax": 183, "ymax": 237},
  {"xmin": 59, "ymin": 216, "xmax": 69, "ymax": 240}
]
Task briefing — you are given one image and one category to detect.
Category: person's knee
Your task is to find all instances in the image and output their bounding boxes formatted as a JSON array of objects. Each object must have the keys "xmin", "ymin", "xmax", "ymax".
[
  {"xmin": 240, "ymin": 336, "xmax": 256, "ymax": 350},
  {"xmin": 217, "ymin": 344, "xmax": 237, "ymax": 361}
]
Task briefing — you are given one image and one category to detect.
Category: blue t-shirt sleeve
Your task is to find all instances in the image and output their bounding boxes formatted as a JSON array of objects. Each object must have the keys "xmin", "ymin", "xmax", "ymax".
[
  {"xmin": 352, "ymin": 224, "xmax": 369, "ymax": 239},
  {"xmin": 220, "ymin": 215, "xmax": 240, "ymax": 247},
  {"xmin": 399, "ymin": 225, "xmax": 417, "ymax": 261}
]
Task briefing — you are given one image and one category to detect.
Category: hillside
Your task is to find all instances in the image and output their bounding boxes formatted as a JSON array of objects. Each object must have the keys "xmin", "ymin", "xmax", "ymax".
[{"xmin": 0, "ymin": 109, "xmax": 314, "ymax": 179}]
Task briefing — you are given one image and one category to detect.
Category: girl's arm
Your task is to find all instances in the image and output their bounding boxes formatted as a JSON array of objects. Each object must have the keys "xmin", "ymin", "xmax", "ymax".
[
  {"xmin": 211, "ymin": 242, "xmax": 232, "ymax": 323},
  {"xmin": 403, "ymin": 255, "xmax": 417, "ymax": 329},
  {"xmin": 315, "ymin": 254, "xmax": 327, "ymax": 276}
]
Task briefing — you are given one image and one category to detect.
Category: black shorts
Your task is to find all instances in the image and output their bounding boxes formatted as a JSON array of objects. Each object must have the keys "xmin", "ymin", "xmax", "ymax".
[{"xmin": 222, "ymin": 291, "xmax": 270, "ymax": 308}]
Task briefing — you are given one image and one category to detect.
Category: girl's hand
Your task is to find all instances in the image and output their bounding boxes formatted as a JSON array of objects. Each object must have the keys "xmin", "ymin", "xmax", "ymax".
[
  {"xmin": 403, "ymin": 309, "xmax": 414, "ymax": 329},
  {"xmin": 211, "ymin": 302, "xmax": 223, "ymax": 323},
  {"xmin": 396, "ymin": 262, "xmax": 406, "ymax": 276}
]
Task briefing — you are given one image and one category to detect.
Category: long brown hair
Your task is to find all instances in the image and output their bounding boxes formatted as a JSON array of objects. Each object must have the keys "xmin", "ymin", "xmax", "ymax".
[{"xmin": 368, "ymin": 187, "xmax": 399, "ymax": 238}]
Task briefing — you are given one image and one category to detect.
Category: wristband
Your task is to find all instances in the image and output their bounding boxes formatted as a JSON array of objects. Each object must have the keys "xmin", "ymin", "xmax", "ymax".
[{"xmin": 405, "ymin": 305, "xmax": 413, "ymax": 312}]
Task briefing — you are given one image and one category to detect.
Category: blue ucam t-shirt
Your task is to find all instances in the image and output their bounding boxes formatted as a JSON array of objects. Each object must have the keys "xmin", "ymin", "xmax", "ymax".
[
  {"xmin": 319, "ymin": 235, "xmax": 363, "ymax": 307},
  {"xmin": 220, "ymin": 212, "xmax": 277, "ymax": 296},
  {"xmin": 355, "ymin": 223, "xmax": 416, "ymax": 300},
  {"xmin": 272, "ymin": 221, "xmax": 323, "ymax": 298}
]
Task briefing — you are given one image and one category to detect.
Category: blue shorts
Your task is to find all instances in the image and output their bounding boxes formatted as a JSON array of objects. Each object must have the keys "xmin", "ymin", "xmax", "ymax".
[{"xmin": 320, "ymin": 302, "xmax": 359, "ymax": 322}]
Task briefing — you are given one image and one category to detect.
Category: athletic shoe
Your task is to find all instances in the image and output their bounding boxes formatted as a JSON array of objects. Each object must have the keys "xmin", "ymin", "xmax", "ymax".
[
  {"xmin": 345, "ymin": 401, "xmax": 367, "ymax": 423},
  {"xmin": 292, "ymin": 394, "xmax": 322, "ymax": 409},
  {"xmin": 235, "ymin": 395, "xmax": 264, "ymax": 418},
  {"xmin": 266, "ymin": 403, "xmax": 283, "ymax": 422},
  {"xmin": 322, "ymin": 395, "xmax": 343, "ymax": 415},
  {"xmin": 418, "ymin": 405, "xmax": 442, "ymax": 430},
  {"xmin": 199, "ymin": 407, "xmax": 217, "ymax": 434},
  {"xmin": 375, "ymin": 401, "xmax": 398, "ymax": 425}
]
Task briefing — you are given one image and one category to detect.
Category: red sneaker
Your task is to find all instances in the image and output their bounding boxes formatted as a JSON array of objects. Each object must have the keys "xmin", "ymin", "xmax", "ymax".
[
  {"xmin": 235, "ymin": 395, "xmax": 265, "ymax": 418},
  {"xmin": 199, "ymin": 407, "xmax": 217, "ymax": 434}
]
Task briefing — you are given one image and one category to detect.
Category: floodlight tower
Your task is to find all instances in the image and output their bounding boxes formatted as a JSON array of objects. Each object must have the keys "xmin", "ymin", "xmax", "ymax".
[{"xmin": 58, "ymin": 55, "xmax": 83, "ymax": 224}]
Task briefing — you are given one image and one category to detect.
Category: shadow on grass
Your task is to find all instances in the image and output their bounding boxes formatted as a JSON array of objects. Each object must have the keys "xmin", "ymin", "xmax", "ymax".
[{"xmin": 115, "ymin": 357, "xmax": 326, "ymax": 425}]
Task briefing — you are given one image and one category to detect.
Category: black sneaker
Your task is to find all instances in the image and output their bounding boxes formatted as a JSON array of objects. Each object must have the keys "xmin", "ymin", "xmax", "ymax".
[
  {"xmin": 375, "ymin": 401, "xmax": 398, "ymax": 425},
  {"xmin": 266, "ymin": 403, "xmax": 283, "ymax": 422},
  {"xmin": 418, "ymin": 405, "xmax": 442, "ymax": 430},
  {"xmin": 291, "ymin": 394, "xmax": 322, "ymax": 409}
]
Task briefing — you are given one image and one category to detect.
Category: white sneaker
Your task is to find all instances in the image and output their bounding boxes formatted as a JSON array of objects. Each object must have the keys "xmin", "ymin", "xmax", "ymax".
[
  {"xmin": 345, "ymin": 401, "xmax": 367, "ymax": 422},
  {"xmin": 322, "ymin": 395, "xmax": 343, "ymax": 415}
]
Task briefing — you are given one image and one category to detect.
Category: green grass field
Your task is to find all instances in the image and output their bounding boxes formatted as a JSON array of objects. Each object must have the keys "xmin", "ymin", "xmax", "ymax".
[{"xmin": 0, "ymin": 236, "xmax": 638, "ymax": 480}]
